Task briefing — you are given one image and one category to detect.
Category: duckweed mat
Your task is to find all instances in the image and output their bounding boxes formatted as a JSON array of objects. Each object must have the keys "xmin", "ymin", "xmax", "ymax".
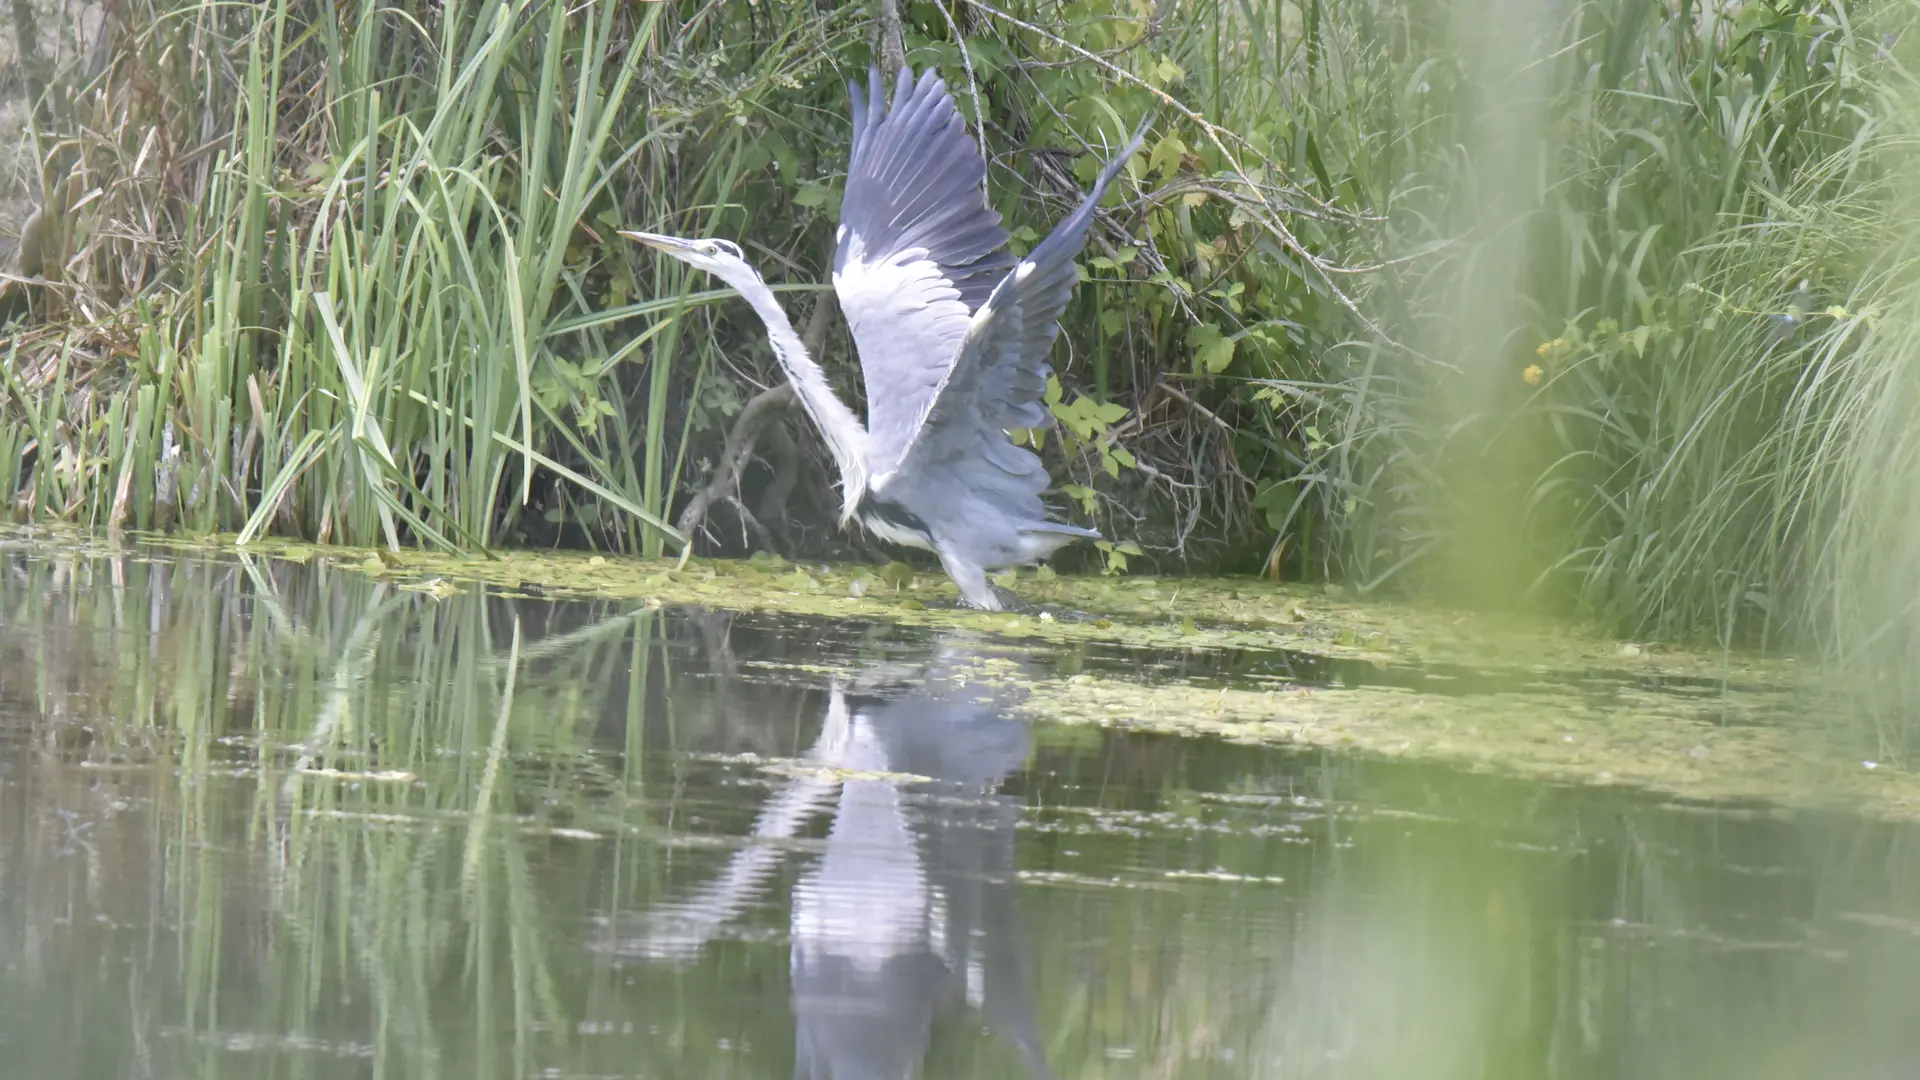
[{"xmin": 5, "ymin": 523, "xmax": 1899, "ymax": 819}]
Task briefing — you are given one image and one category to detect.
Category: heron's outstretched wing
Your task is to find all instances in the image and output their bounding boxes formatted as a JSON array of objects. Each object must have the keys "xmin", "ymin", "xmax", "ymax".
[
  {"xmin": 834, "ymin": 66, "xmax": 1014, "ymax": 476},
  {"xmin": 886, "ymin": 124, "xmax": 1148, "ymax": 516}
]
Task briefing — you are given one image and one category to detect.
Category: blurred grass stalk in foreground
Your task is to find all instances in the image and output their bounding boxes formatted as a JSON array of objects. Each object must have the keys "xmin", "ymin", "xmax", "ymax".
[{"xmin": 1819, "ymin": 23, "xmax": 1920, "ymax": 738}]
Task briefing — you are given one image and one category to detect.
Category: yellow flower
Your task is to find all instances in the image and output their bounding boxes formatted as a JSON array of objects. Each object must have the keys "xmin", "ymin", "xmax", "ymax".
[
  {"xmin": 1534, "ymin": 337, "xmax": 1564, "ymax": 357},
  {"xmin": 1522, "ymin": 364, "xmax": 1544, "ymax": 386}
]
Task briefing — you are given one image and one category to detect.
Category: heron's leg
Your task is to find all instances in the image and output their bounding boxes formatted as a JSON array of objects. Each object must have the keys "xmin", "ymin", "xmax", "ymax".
[
  {"xmin": 936, "ymin": 549, "xmax": 1003, "ymax": 611},
  {"xmin": 988, "ymin": 583, "xmax": 1031, "ymax": 612}
]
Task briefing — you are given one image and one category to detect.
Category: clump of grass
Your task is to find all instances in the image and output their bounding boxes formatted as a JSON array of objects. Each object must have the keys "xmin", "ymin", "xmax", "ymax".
[
  {"xmin": 1224, "ymin": 0, "xmax": 1900, "ymax": 654},
  {"xmin": 1792, "ymin": 28, "xmax": 1920, "ymax": 742},
  {"xmin": 0, "ymin": 0, "xmax": 884, "ymax": 555}
]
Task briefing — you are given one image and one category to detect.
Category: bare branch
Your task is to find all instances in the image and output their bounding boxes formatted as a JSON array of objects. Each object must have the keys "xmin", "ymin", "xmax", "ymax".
[{"xmin": 873, "ymin": 0, "xmax": 908, "ymax": 80}]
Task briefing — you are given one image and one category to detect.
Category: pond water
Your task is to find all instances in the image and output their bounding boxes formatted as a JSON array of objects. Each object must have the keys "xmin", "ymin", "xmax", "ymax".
[{"xmin": 1, "ymin": 535, "xmax": 1918, "ymax": 1079}]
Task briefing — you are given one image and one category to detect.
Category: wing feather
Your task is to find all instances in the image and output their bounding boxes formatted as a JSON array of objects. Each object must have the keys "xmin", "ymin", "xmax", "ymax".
[
  {"xmin": 885, "ymin": 123, "xmax": 1149, "ymax": 532},
  {"xmin": 833, "ymin": 66, "xmax": 1014, "ymax": 475}
]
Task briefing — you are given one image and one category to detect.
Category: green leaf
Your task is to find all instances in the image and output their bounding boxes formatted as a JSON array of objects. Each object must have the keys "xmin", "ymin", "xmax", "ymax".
[
  {"xmin": 762, "ymin": 130, "xmax": 797, "ymax": 180},
  {"xmin": 1193, "ymin": 323, "xmax": 1237, "ymax": 374},
  {"xmin": 1086, "ymin": 95, "xmax": 1128, "ymax": 144},
  {"xmin": 1092, "ymin": 401, "xmax": 1128, "ymax": 425},
  {"xmin": 793, "ymin": 181, "xmax": 831, "ymax": 209},
  {"xmin": 1252, "ymin": 480, "xmax": 1291, "ymax": 508},
  {"xmin": 1149, "ymin": 133, "xmax": 1189, "ymax": 180}
]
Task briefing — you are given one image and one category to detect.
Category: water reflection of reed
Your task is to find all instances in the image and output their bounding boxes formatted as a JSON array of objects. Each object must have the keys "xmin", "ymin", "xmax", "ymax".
[
  {"xmin": 0, "ymin": 544, "xmax": 1058, "ymax": 1078},
  {"xmin": 0, "ymin": 546, "xmax": 671, "ymax": 1077}
]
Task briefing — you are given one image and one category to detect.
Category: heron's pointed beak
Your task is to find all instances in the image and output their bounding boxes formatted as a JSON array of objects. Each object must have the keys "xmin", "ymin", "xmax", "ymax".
[{"xmin": 617, "ymin": 230, "xmax": 694, "ymax": 255}]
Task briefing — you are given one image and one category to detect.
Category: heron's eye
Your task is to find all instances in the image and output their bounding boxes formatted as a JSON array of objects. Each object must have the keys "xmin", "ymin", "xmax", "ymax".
[{"xmin": 701, "ymin": 243, "xmax": 718, "ymax": 255}]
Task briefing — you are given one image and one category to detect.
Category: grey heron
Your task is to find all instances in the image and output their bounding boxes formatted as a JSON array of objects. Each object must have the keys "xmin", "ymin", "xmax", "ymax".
[{"xmin": 623, "ymin": 66, "xmax": 1147, "ymax": 610}]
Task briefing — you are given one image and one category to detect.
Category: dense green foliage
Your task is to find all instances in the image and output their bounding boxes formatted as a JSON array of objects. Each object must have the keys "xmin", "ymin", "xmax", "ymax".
[{"xmin": 5, "ymin": 0, "xmax": 1920, "ymax": 661}]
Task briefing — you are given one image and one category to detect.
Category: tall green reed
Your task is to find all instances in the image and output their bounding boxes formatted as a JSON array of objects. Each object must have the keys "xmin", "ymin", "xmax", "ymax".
[{"xmin": 1, "ymin": 0, "xmax": 868, "ymax": 555}]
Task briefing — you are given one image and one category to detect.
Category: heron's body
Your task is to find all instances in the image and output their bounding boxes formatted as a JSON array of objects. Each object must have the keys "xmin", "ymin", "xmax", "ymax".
[
  {"xmin": 625, "ymin": 66, "xmax": 1145, "ymax": 610},
  {"xmin": 854, "ymin": 490, "xmax": 936, "ymax": 552}
]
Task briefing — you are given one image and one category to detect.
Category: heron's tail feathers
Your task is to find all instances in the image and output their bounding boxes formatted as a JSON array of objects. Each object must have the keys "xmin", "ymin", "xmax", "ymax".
[
  {"xmin": 1019, "ymin": 521, "xmax": 1100, "ymax": 562},
  {"xmin": 1028, "ymin": 521, "xmax": 1101, "ymax": 538}
]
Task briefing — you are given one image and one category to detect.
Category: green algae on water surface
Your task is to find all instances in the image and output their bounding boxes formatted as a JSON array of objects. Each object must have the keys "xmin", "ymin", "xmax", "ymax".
[
  {"xmin": 6, "ymin": 523, "xmax": 1791, "ymax": 687},
  {"xmin": 1, "ymin": 524, "xmax": 1890, "ymax": 819},
  {"xmin": 825, "ymin": 638, "xmax": 1910, "ymax": 821},
  {"xmin": 1016, "ymin": 672, "xmax": 1914, "ymax": 821}
]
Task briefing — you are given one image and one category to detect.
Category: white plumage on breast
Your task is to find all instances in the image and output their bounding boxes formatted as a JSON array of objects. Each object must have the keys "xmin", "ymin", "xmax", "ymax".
[{"xmin": 862, "ymin": 514, "xmax": 936, "ymax": 551}]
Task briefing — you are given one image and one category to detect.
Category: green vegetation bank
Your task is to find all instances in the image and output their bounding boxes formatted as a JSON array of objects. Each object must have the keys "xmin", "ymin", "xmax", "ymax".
[{"xmin": 4, "ymin": 0, "xmax": 1920, "ymax": 673}]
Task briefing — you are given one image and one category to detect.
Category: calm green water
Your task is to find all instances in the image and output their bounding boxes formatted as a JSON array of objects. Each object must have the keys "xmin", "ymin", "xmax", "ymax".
[{"xmin": 1, "ymin": 537, "xmax": 1918, "ymax": 1079}]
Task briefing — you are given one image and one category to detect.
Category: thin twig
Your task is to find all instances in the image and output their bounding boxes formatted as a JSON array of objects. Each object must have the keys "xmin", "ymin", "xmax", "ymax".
[
  {"xmin": 931, "ymin": 0, "xmax": 989, "ymax": 197},
  {"xmin": 1153, "ymin": 379, "xmax": 1235, "ymax": 436}
]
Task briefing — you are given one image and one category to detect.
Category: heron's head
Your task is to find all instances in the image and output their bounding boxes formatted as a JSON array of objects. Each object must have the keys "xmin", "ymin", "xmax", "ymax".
[{"xmin": 619, "ymin": 232, "xmax": 759, "ymax": 292}]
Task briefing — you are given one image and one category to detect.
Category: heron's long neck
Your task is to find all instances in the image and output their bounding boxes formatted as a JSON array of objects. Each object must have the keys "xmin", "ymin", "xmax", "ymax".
[{"xmin": 740, "ymin": 285, "xmax": 868, "ymax": 509}]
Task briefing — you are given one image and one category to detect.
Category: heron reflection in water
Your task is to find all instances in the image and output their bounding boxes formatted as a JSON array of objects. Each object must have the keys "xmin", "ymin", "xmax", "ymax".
[{"xmin": 608, "ymin": 637, "xmax": 1050, "ymax": 1079}]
